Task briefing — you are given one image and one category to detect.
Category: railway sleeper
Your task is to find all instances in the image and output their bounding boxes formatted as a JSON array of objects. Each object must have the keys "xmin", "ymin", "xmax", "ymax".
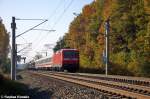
[
  {"xmin": 141, "ymin": 90, "xmax": 150, "ymax": 96},
  {"xmin": 34, "ymin": 72, "xmax": 144, "ymax": 99},
  {"xmin": 98, "ymin": 89, "xmax": 132, "ymax": 99},
  {"xmin": 101, "ymin": 82, "xmax": 150, "ymax": 97},
  {"xmin": 86, "ymin": 78, "xmax": 150, "ymax": 97},
  {"xmin": 110, "ymin": 78, "xmax": 149, "ymax": 87},
  {"xmin": 77, "ymin": 74, "xmax": 150, "ymax": 87},
  {"xmin": 143, "ymin": 82, "xmax": 150, "ymax": 87},
  {"xmin": 61, "ymin": 74, "xmax": 150, "ymax": 97}
]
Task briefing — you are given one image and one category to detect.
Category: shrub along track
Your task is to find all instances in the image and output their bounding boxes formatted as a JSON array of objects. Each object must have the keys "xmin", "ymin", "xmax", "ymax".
[{"xmin": 30, "ymin": 71, "xmax": 150, "ymax": 99}]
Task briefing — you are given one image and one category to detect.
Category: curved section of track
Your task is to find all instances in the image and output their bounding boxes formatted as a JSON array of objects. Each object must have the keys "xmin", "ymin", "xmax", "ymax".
[{"xmin": 30, "ymin": 71, "xmax": 150, "ymax": 99}]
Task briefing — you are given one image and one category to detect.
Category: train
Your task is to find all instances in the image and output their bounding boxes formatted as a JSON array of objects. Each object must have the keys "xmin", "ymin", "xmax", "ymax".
[{"xmin": 29, "ymin": 49, "xmax": 79, "ymax": 72}]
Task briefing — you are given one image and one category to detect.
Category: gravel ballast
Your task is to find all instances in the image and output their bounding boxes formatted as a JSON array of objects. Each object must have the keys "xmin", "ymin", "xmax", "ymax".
[{"xmin": 17, "ymin": 71, "xmax": 113, "ymax": 99}]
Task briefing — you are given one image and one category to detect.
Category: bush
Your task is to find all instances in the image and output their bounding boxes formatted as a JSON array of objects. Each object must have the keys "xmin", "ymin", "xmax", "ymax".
[
  {"xmin": 79, "ymin": 67, "xmax": 104, "ymax": 74},
  {"xmin": 0, "ymin": 58, "xmax": 11, "ymax": 74}
]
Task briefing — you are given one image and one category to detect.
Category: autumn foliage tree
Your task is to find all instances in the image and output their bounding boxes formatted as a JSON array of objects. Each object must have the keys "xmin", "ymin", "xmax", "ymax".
[
  {"xmin": 53, "ymin": 0, "xmax": 150, "ymax": 77},
  {"xmin": 0, "ymin": 18, "xmax": 10, "ymax": 73}
]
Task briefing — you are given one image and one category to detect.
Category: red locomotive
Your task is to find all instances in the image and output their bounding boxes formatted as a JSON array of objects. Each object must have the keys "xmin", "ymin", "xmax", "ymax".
[{"xmin": 33, "ymin": 49, "xmax": 79, "ymax": 72}]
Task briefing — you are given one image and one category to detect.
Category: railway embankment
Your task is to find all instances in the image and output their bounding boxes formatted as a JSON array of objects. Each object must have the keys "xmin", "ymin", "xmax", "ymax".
[
  {"xmin": 0, "ymin": 74, "xmax": 28, "ymax": 96},
  {"xmin": 17, "ymin": 70, "xmax": 112, "ymax": 99},
  {"xmin": 0, "ymin": 73, "xmax": 51, "ymax": 99}
]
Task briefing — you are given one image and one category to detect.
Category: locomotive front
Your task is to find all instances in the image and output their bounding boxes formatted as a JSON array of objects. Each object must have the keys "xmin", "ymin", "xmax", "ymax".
[{"xmin": 62, "ymin": 49, "xmax": 79, "ymax": 72}]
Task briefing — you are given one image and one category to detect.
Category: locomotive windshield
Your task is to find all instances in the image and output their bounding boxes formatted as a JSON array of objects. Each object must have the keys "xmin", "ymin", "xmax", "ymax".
[{"xmin": 63, "ymin": 51, "xmax": 79, "ymax": 58}]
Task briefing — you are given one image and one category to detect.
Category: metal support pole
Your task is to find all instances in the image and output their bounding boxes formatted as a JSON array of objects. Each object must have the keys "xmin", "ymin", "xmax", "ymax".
[
  {"xmin": 11, "ymin": 17, "xmax": 16, "ymax": 80},
  {"xmin": 15, "ymin": 44, "xmax": 17, "ymax": 72},
  {"xmin": 105, "ymin": 19, "xmax": 110, "ymax": 76},
  {"xmin": 46, "ymin": 52, "xmax": 47, "ymax": 56},
  {"xmin": 60, "ymin": 42, "xmax": 61, "ymax": 49}
]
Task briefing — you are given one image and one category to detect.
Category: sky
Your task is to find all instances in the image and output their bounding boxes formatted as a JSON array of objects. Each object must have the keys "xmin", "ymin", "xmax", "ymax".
[{"xmin": 0, "ymin": 0, "xmax": 93, "ymax": 62}]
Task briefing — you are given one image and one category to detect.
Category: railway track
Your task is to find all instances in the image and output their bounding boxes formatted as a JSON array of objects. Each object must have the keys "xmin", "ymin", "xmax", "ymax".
[
  {"xmin": 53, "ymin": 72, "xmax": 150, "ymax": 87},
  {"xmin": 30, "ymin": 71, "xmax": 150, "ymax": 99}
]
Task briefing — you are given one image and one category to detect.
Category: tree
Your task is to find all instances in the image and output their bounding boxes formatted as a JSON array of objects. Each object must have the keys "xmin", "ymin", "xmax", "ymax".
[
  {"xmin": 0, "ymin": 18, "xmax": 10, "ymax": 73},
  {"xmin": 53, "ymin": 0, "xmax": 150, "ymax": 76},
  {"xmin": 53, "ymin": 35, "xmax": 70, "ymax": 52}
]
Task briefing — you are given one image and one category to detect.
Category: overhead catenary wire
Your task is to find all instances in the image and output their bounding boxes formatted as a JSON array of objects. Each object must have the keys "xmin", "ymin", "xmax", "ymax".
[
  {"xmin": 32, "ymin": 0, "xmax": 65, "ymax": 48},
  {"xmin": 16, "ymin": 19, "xmax": 48, "ymax": 57},
  {"xmin": 32, "ymin": 29, "xmax": 55, "ymax": 32},
  {"xmin": 31, "ymin": 0, "xmax": 64, "ymax": 50},
  {"xmin": 15, "ymin": 19, "xmax": 48, "ymax": 57},
  {"xmin": 16, "ymin": 20, "xmax": 48, "ymax": 38},
  {"xmin": 16, "ymin": 18, "xmax": 47, "ymax": 21},
  {"xmin": 20, "ymin": 36, "xmax": 28, "ymax": 43},
  {"xmin": 16, "ymin": 0, "xmax": 65, "ymax": 61},
  {"xmin": 33, "ymin": 0, "xmax": 74, "ymax": 52},
  {"xmin": 51, "ymin": 0, "xmax": 74, "ymax": 29}
]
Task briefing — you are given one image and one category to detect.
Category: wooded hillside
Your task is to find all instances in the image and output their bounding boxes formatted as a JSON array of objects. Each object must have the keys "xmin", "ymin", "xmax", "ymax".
[{"xmin": 53, "ymin": 0, "xmax": 150, "ymax": 77}]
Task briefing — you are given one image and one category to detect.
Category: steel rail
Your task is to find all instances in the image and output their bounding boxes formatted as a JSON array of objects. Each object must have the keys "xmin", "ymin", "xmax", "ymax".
[
  {"xmin": 52, "ymin": 73, "xmax": 150, "ymax": 96},
  {"xmin": 30, "ymin": 71, "xmax": 150, "ymax": 99},
  {"xmin": 49, "ymin": 72, "xmax": 150, "ymax": 87}
]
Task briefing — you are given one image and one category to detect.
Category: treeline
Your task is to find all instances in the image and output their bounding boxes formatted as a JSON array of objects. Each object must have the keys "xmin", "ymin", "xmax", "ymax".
[
  {"xmin": 53, "ymin": 0, "xmax": 150, "ymax": 77},
  {"xmin": 0, "ymin": 18, "xmax": 10, "ymax": 74}
]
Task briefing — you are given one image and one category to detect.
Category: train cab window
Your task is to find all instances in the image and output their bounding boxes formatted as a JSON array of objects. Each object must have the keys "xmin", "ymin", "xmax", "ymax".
[{"xmin": 63, "ymin": 51, "xmax": 79, "ymax": 58}]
